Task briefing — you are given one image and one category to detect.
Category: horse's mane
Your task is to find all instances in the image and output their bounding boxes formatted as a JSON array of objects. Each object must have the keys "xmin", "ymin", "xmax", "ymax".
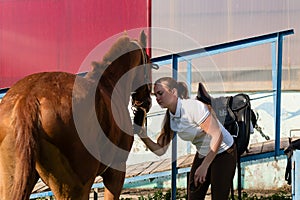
[
  {"xmin": 84, "ymin": 35, "xmax": 132, "ymax": 81},
  {"xmin": 85, "ymin": 34, "xmax": 133, "ymax": 80},
  {"xmin": 102, "ymin": 34, "xmax": 133, "ymax": 63},
  {"xmin": 102, "ymin": 31, "xmax": 146, "ymax": 63},
  {"xmin": 84, "ymin": 31, "xmax": 146, "ymax": 85}
]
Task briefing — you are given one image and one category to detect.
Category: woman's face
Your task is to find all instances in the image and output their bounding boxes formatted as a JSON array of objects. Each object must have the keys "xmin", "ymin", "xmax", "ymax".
[{"xmin": 154, "ymin": 81, "xmax": 177, "ymax": 109}]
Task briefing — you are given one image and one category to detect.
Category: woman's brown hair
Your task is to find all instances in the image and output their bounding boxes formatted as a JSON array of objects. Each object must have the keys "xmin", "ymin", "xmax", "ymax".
[{"xmin": 154, "ymin": 77, "xmax": 189, "ymax": 146}]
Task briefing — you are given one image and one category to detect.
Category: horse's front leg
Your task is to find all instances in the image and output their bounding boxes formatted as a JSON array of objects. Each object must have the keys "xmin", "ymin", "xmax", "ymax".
[{"xmin": 102, "ymin": 164, "xmax": 126, "ymax": 200}]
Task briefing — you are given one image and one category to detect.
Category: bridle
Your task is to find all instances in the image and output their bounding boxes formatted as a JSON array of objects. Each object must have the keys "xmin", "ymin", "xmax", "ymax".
[
  {"xmin": 130, "ymin": 40, "xmax": 158, "ymax": 110},
  {"xmin": 130, "ymin": 40, "xmax": 158, "ymax": 85}
]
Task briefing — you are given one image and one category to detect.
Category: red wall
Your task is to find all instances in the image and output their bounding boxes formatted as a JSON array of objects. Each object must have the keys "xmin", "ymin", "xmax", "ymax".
[{"xmin": 0, "ymin": 0, "xmax": 149, "ymax": 88}]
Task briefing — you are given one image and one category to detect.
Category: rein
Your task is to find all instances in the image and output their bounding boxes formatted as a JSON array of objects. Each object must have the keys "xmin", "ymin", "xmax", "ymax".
[
  {"xmin": 130, "ymin": 40, "xmax": 159, "ymax": 86},
  {"xmin": 130, "ymin": 40, "xmax": 155, "ymax": 109}
]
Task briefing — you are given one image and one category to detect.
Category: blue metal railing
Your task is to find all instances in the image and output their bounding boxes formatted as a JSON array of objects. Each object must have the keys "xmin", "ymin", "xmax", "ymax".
[
  {"xmin": 150, "ymin": 29, "xmax": 294, "ymax": 200},
  {"xmin": 0, "ymin": 88, "xmax": 9, "ymax": 99}
]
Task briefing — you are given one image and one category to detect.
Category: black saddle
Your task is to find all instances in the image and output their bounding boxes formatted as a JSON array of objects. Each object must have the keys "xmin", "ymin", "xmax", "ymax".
[
  {"xmin": 197, "ymin": 82, "xmax": 212, "ymax": 105},
  {"xmin": 196, "ymin": 82, "xmax": 251, "ymax": 156}
]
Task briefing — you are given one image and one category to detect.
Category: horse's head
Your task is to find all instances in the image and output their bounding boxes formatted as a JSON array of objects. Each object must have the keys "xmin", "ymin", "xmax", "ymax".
[
  {"xmin": 128, "ymin": 31, "xmax": 158, "ymax": 114},
  {"xmin": 91, "ymin": 31, "xmax": 157, "ymax": 113}
]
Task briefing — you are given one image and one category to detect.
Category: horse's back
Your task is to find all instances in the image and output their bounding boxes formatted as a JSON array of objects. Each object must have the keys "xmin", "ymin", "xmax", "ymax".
[
  {"xmin": 0, "ymin": 72, "xmax": 77, "ymax": 140},
  {"xmin": 1, "ymin": 72, "xmax": 75, "ymax": 106}
]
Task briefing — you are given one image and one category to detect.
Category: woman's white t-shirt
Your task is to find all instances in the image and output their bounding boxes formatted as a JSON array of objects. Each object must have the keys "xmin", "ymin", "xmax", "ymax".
[{"xmin": 169, "ymin": 98, "xmax": 234, "ymax": 157}]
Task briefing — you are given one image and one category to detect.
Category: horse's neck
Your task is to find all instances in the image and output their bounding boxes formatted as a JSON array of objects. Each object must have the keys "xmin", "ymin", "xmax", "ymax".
[
  {"xmin": 85, "ymin": 61, "xmax": 133, "ymax": 106},
  {"xmin": 99, "ymin": 75, "xmax": 132, "ymax": 105}
]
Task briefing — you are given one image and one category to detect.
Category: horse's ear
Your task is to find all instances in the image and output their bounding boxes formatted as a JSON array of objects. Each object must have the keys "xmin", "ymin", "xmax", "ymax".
[{"xmin": 139, "ymin": 30, "xmax": 147, "ymax": 48}]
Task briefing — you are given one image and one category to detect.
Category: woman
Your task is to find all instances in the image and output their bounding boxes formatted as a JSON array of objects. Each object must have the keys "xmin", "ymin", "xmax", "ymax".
[{"xmin": 137, "ymin": 77, "xmax": 237, "ymax": 200}]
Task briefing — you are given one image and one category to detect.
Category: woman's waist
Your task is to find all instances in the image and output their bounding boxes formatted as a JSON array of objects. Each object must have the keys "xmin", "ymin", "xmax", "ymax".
[{"xmin": 196, "ymin": 140, "xmax": 234, "ymax": 158}]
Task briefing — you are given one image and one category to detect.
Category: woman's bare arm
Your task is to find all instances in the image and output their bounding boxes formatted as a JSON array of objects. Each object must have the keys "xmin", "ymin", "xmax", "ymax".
[
  {"xmin": 138, "ymin": 129, "xmax": 172, "ymax": 156},
  {"xmin": 194, "ymin": 113, "xmax": 223, "ymax": 186}
]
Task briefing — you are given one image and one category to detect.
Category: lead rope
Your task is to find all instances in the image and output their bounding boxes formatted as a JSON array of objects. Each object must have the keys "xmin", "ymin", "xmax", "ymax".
[{"xmin": 130, "ymin": 40, "xmax": 148, "ymax": 136}]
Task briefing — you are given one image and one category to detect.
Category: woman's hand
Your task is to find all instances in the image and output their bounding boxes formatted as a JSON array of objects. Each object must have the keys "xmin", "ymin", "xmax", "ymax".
[
  {"xmin": 133, "ymin": 107, "xmax": 146, "ymax": 135},
  {"xmin": 194, "ymin": 164, "xmax": 208, "ymax": 187}
]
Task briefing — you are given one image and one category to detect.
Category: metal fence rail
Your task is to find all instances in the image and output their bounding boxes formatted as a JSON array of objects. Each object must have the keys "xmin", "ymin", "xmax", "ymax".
[{"xmin": 150, "ymin": 29, "xmax": 294, "ymax": 200}]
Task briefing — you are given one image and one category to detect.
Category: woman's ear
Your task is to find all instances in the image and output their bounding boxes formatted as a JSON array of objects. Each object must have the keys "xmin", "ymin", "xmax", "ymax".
[{"xmin": 172, "ymin": 88, "xmax": 178, "ymax": 96}]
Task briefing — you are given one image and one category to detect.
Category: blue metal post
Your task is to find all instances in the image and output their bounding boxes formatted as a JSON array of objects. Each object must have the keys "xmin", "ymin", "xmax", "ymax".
[
  {"xmin": 275, "ymin": 34, "xmax": 283, "ymax": 156},
  {"xmin": 186, "ymin": 60, "xmax": 192, "ymax": 98},
  {"xmin": 186, "ymin": 60, "xmax": 192, "ymax": 154},
  {"xmin": 271, "ymin": 41, "xmax": 277, "ymax": 99},
  {"xmin": 271, "ymin": 42, "xmax": 277, "ymax": 153},
  {"xmin": 171, "ymin": 54, "xmax": 178, "ymax": 200}
]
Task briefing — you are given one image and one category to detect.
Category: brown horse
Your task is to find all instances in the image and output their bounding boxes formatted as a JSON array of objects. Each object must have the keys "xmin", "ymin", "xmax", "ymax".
[{"xmin": 0, "ymin": 31, "xmax": 153, "ymax": 200}]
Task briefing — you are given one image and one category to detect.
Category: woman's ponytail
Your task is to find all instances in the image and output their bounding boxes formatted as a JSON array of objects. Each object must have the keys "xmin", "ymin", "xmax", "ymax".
[{"xmin": 177, "ymin": 81, "xmax": 189, "ymax": 99}]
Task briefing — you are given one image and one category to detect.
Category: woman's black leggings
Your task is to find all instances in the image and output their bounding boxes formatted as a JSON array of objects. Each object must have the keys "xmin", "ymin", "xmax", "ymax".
[{"xmin": 188, "ymin": 144, "xmax": 237, "ymax": 200}]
